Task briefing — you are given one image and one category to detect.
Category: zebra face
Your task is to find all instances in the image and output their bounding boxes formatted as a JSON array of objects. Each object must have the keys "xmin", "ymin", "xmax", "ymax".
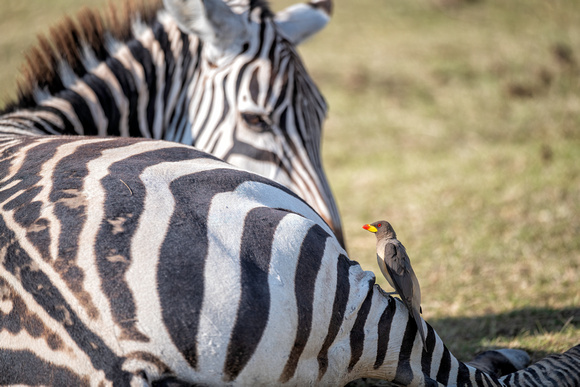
[{"xmin": 164, "ymin": 0, "xmax": 344, "ymax": 246}]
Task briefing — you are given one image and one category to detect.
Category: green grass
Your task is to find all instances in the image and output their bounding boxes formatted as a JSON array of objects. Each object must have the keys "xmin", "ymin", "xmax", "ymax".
[{"xmin": 2, "ymin": 0, "xmax": 579, "ymax": 365}]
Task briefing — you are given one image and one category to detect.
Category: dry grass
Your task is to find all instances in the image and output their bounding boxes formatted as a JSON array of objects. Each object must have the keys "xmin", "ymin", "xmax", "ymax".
[
  {"xmin": 273, "ymin": 0, "xmax": 580, "ymax": 362},
  {"xmin": 286, "ymin": 0, "xmax": 580, "ymax": 359},
  {"xmin": 1, "ymin": 0, "xmax": 579, "ymax": 366}
]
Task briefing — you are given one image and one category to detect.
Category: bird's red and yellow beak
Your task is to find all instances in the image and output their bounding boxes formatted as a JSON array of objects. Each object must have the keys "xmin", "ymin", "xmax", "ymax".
[{"xmin": 362, "ymin": 224, "xmax": 378, "ymax": 233}]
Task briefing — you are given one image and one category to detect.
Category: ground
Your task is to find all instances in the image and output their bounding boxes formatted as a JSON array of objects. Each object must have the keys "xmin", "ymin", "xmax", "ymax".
[{"xmin": 1, "ymin": 0, "xmax": 578, "ymax": 366}]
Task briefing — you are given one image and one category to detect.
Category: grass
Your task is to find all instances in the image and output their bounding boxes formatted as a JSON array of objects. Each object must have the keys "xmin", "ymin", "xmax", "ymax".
[
  {"xmin": 2, "ymin": 0, "xmax": 579, "ymax": 366},
  {"xmin": 284, "ymin": 0, "xmax": 580, "ymax": 363}
]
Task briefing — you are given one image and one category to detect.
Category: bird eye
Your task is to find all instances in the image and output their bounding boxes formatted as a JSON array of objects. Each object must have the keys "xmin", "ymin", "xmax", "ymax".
[{"xmin": 377, "ymin": 223, "xmax": 382, "ymax": 227}]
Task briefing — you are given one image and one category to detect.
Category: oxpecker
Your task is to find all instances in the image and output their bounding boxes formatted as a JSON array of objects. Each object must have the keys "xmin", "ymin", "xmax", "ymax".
[{"xmin": 363, "ymin": 220, "xmax": 427, "ymax": 348}]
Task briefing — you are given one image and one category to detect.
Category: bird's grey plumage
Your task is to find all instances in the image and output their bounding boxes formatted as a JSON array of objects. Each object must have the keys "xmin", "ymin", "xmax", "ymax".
[{"xmin": 364, "ymin": 220, "xmax": 427, "ymax": 348}]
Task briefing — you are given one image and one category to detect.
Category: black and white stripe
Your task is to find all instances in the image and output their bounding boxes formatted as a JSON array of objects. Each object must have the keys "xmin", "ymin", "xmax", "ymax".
[
  {"xmin": 1, "ymin": 134, "xmax": 578, "ymax": 386},
  {"xmin": 0, "ymin": 0, "xmax": 344, "ymax": 246}
]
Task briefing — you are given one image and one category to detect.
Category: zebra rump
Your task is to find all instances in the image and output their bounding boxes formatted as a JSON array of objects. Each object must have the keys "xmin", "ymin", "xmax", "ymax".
[{"xmin": 0, "ymin": 135, "xmax": 579, "ymax": 386}]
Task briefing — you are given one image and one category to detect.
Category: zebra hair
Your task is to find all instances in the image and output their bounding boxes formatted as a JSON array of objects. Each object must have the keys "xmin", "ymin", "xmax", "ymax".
[
  {"xmin": 0, "ymin": 0, "xmax": 344, "ymax": 246},
  {"xmin": 5, "ymin": 0, "xmax": 161, "ymax": 108},
  {"xmin": 0, "ymin": 133, "xmax": 578, "ymax": 386}
]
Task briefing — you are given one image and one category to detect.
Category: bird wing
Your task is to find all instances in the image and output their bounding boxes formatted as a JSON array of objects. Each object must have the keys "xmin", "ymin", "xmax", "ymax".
[
  {"xmin": 376, "ymin": 251, "xmax": 395, "ymax": 290},
  {"xmin": 383, "ymin": 240, "xmax": 416, "ymax": 305},
  {"xmin": 383, "ymin": 240, "xmax": 426, "ymax": 347}
]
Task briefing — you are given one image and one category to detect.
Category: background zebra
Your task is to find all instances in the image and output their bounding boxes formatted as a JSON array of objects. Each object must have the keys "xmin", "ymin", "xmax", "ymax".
[
  {"xmin": 0, "ymin": 133, "xmax": 579, "ymax": 386},
  {"xmin": 0, "ymin": 0, "xmax": 345, "ymax": 246}
]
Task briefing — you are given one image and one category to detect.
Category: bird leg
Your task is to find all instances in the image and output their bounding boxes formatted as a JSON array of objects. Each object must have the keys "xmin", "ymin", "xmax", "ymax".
[{"xmin": 377, "ymin": 288, "xmax": 398, "ymax": 296}]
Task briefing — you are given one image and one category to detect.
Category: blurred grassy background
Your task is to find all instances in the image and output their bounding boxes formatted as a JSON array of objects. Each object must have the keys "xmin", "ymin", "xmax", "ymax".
[{"xmin": 1, "ymin": 0, "xmax": 578, "ymax": 365}]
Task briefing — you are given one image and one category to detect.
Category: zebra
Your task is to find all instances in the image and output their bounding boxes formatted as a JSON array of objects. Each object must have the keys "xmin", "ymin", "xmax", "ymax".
[
  {"xmin": 0, "ymin": 0, "xmax": 345, "ymax": 246},
  {"xmin": 1, "ymin": 133, "xmax": 579, "ymax": 386}
]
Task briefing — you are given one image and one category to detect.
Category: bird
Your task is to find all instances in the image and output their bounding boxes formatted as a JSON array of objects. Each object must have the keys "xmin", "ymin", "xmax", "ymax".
[{"xmin": 362, "ymin": 220, "xmax": 427, "ymax": 348}]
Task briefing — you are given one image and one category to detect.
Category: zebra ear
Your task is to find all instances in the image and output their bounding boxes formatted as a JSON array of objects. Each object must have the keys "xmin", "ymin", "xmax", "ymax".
[
  {"xmin": 163, "ymin": 0, "xmax": 249, "ymax": 53},
  {"xmin": 274, "ymin": 0, "xmax": 332, "ymax": 45}
]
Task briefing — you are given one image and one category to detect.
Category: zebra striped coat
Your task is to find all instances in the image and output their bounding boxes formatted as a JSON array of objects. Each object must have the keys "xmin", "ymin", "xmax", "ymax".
[
  {"xmin": 0, "ymin": 0, "xmax": 345, "ymax": 246},
  {"xmin": 1, "ymin": 134, "xmax": 579, "ymax": 386}
]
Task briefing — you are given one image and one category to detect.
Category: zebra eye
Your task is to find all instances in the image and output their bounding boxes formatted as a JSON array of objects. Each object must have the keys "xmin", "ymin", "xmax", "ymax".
[{"xmin": 242, "ymin": 113, "xmax": 271, "ymax": 132}]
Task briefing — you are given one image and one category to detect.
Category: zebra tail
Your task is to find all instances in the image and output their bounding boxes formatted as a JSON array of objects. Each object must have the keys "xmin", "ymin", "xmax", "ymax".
[{"xmin": 467, "ymin": 348, "xmax": 530, "ymax": 378}]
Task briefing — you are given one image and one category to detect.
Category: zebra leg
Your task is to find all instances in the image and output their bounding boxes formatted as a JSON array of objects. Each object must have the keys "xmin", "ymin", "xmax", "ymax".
[
  {"xmin": 500, "ymin": 344, "xmax": 580, "ymax": 386},
  {"xmin": 347, "ymin": 348, "xmax": 530, "ymax": 386},
  {"xmin": 468, "ymin": 348, "xmax": 530, "ymax": 378}
]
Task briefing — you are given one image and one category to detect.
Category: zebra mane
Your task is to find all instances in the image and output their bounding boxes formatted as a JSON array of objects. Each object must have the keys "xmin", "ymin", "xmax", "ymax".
[
  {"xmin": 245, "ymin": 0, "xmax": 274, "ymax": 17},
  {"xmin": 3, "ymin": 0, "xmax": 274, "ymax": 114},
  {"xmin": 2, "ymin": 0, "xmax": 163, "ymax": 114}
]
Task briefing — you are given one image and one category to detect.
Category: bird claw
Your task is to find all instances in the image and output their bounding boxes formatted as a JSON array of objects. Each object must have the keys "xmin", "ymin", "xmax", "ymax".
[{"xmin": 377, "ymin": 287, "xmax": 398, "ymax": 297}]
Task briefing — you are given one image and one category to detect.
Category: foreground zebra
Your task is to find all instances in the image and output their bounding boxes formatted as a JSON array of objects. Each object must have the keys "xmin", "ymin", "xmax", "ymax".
[
  {"xmin": 0, "ymin": 0, "xmax": 344, "ymax": 246},
  {"xmin": 1, "ymin": 134, "xmax": 579, "ymax": 386}
]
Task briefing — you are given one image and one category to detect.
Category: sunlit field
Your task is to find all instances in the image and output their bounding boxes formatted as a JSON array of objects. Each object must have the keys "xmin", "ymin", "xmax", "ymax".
[{"xmin": 1, "ymin": 0, "xmax": 578, "ymax": 365}]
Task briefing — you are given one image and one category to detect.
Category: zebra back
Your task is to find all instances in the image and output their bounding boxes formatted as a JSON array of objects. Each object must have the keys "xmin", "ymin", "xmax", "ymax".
[
  {"xmin": 0, "ymin": 0, "xmax": 345, "ymax": 246},
  {"xmin": 1, "ymin": 134, "xmax": 579, "ymax": 386}
]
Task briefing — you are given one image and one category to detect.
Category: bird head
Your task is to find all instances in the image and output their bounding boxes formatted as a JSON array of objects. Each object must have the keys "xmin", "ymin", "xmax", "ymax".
[{"xmin": 362, "ymin": 220, "xmax": 397, "ymax": 239}]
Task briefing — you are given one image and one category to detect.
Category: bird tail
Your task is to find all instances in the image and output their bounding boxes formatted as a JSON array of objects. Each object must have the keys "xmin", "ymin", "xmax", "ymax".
[{"xmin": 412, "ymin": 308, "xmax": 427, "ymax": 349}]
